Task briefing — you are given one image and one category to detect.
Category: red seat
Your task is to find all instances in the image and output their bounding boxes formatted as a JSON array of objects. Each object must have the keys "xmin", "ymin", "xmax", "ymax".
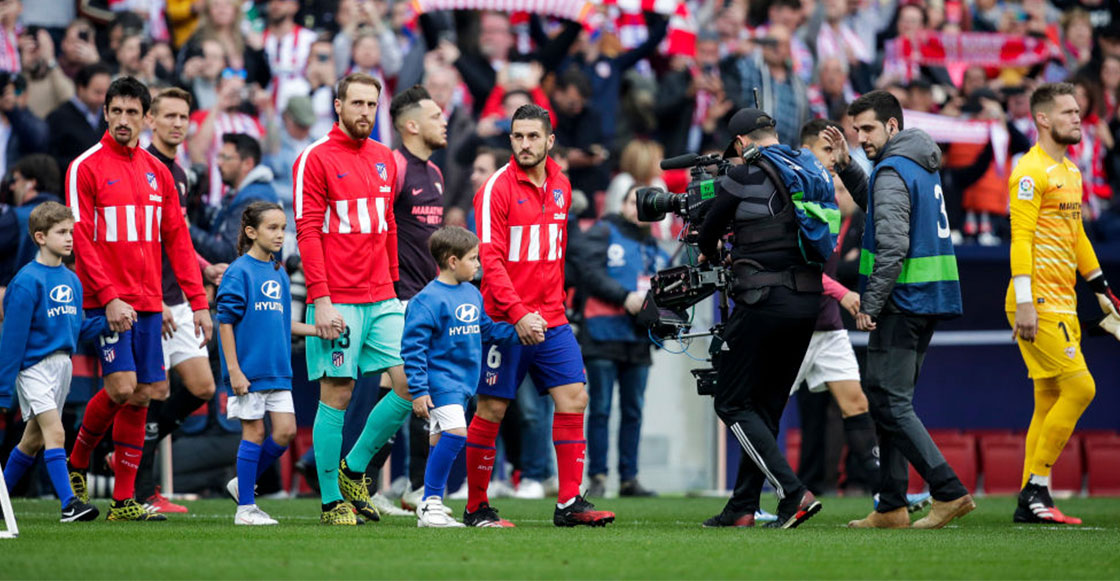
[
  {"xmin": 1051, "ymin": 435, "xmax": 1083, "ymax": 494},
  {"xmin": 908, "ymin": 434, "xmax": 978, "ymax": 493},
  {"xmin": 289, "ymin": 427, "xmax": 315, "ymax": 495},
  {"xmin": 784, "ymin": 429, "xmax": 801, "ymax": 474},
  {"xmin": 1086, "ymin": 437, "xmax": 1120, "ymax": 496},
  {"xmin": 979, "ymin": 436, "xmax": 1025, "ymax": 494}
]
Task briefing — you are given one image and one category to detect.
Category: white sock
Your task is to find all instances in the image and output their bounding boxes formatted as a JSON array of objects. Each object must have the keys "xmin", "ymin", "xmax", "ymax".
[
  {"xmin": 557, "ymin": 497, "xmax": 576, "ymax": 509},
  {"xmin": 1029, "ymin": 474, "xmax": 1050, "ymax": 488}
]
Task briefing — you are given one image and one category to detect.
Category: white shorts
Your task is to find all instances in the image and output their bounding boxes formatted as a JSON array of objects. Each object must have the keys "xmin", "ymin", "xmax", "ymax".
[
  {"xmin": 227, "ymin": 390, "xmax": 294, "ymax": 420},
  {"xmin": 162, "ymin": 302, "xmax": 208, "ymax": 369},
  {"xmin": 16, "ymin": 352, "xmax": 72, "ymax": 421},
  {"xmin": 428, "ymin": 404, "xmax": 467, "ymax": 436},
  {"xmin": 790, "ymin": 329, "xmax": 861, "ymax": 395}
]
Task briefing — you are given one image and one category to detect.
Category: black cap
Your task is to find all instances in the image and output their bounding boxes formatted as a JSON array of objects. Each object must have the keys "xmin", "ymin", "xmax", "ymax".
[{"xmin": 724, "ymin": 108, "xmax": 776, "ymax": 158}]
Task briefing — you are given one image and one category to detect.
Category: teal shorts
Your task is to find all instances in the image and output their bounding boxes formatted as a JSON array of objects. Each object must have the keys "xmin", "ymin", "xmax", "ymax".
[{"xmin": 306, "ymin": 299, "xmax": 404, "ymax": 380}]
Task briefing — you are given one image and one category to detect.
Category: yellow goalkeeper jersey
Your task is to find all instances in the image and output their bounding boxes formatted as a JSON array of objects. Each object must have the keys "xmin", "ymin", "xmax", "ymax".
[{"xmin": 1005, "ymin": 144, "xmax": 1100, "ymax": 315}]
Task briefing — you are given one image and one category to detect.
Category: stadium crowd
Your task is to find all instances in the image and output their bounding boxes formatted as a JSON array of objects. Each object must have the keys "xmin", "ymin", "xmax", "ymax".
[{"xmin": 0, "ymin": 0, "xmax": 1118, "ymax": 524}]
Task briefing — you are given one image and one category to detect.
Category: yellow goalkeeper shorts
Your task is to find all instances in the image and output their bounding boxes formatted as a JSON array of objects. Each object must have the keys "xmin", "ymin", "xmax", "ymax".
[{"xmin": 1007, "ymin": 311, "xmax": 1088, "ymax": 379}]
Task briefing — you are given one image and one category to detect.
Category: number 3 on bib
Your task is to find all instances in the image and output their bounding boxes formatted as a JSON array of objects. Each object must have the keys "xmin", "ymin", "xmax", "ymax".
[{"xmin": 934, "ymin": 184, "xmax": 951, "ymax": 239}]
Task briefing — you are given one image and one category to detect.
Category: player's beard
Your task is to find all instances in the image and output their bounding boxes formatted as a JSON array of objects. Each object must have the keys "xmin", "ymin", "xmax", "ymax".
[
  {"xmin": 341, "ymin": 113, "xmax": 373, "ymax": 141},
  {"xmin": 423, "ymin": 131, "xmax": 447, "ymax": 151},
  {"xmin": 1052, "ymin": 125, "xmax": 1082, "ymax": 146},
  {"xmin": 515, "ymin": 147, "xmax": 547, "ymax": 170}
]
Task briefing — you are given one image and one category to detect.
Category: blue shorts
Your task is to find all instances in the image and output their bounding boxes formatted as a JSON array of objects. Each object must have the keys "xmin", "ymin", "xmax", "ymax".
[
  {"xmin": 88, "ymin": 310, "xmax": 166, "ymax": 385},
  {"xmin": 477, "ymin": 324, "xmax": 585, "ymax": 400}
]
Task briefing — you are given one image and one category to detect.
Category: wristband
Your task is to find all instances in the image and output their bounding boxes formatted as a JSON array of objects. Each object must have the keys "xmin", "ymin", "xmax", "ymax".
[{"xmin": 1013, "ymin": 276, "xmax": 1033, "ymax": 304}]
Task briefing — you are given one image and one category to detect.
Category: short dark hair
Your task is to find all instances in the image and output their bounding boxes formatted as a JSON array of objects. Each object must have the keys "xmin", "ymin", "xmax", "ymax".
[
  {"xmin": 337, "ymin": 72, "xmax": 382, "ymax": 102},
  {"xmin": 476, "ymin": 146, "xmax": 511, "ymax": 164},
  {"xmin": 770, "ymin": 0, "xmax": 802, "ymax": 11},
  {"xmin": 502, "ymin": 89, "xmax": 532, "ymax": 106},
  {"xmin": 848, "ymin": 90, "xmax": 904, "ymax": 130},
  {"xmin": 76, "ymin": 63, "xmax": 112, "ymax": 89},
  {"xmin": 28, "ymin": 201, "xmax": 73, "ymax": 239},
  {"xmin": 555, "ymin": 66, "xmax": 591, "ymax": 99},
  {"xmin": 799, "ymin": 118, "xmax": 841, "ymax": 146},
  {"xmin": 1030, "ymin": 82, "xmax": 1078, "ymax": 118},
  {"xmin": 390, "ymin": 84, "xmax": 432, "ymax": 129},
  {"xmin": 11, "ymin": 154, "xmax": 61, "ymax": 196},
  {"xmin": 105, "ymin": 76, "xmax": 152, "ymax": 114},
  {"xmin": 222, "ymin": 133, "xmax": 262, "ymax": 166},
  {"xmin": 429, "ymin": 226, "xmax": 479, "ymax": 269},
  {"xmin": 151, "ymin": 86, "xmax": 192, "ymax": 114},
  {"xmin": 511, "ymin": 104, "xmax": 552, "ymax": 135}
]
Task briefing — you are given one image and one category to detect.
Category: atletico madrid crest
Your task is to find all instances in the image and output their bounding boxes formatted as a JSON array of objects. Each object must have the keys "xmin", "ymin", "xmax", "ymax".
[
  {"xmin": 332, "ymin": 351, "xmax": 345, "ymax": 367},
  {"xmin": 146, "ymin": 172, "xmax": 158, "ymax": 191},
  {"xmin": 376, "ymin": 163, "xmax": 387, "ymax": 181},
  {"xmin": 485, "ymin": 371, "xmax": 498, "ymax": 386},
  {"xmin": 553, "ymin": 188, "xmax": 564, "ymax": 208},
  {"xmin": 103, "ymin": 348, "xmax": 116, "ymax": 363}
]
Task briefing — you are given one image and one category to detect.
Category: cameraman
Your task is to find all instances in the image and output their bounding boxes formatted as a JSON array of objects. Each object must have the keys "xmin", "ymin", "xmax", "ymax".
[{"xmin": 695, "ymin": 108, "xmax": 822, "ymax": 529}]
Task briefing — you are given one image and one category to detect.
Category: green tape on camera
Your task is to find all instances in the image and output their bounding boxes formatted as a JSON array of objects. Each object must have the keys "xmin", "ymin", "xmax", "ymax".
[{"xmin": 700, "ymin": 180, "xmax": 716, "ymax": 199}]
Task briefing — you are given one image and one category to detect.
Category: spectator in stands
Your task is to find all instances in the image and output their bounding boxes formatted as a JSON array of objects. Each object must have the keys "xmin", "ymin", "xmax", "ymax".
[
  {"xmin": 754, "ymin": 0, "xmax": 814, "ymax": 84},
  {"xmin": 1070, "ymin": 75, "xmax": 1115, "ymax": 220},
  {"xmin": 551, "ymin": 67, "xmax": 609, "ymax": 207},
  {"xmin": 165, "ymin": 0, "xmax": 202, "ymax": 50},
  {"xmin": 57, "ymin": 19, "xmax": 100, "ymax": 81},
  {"xmin": 603, "ymin": 139, "xmax": 668, "ymax": 240},
  {"xmin": 188, "ymin": 67, "xmax": 265, "ymax": 208},
  {"xmin": 425, "ymin": 64, "xmax": 475, "ymax": 225},
  {"xmin": 304, "ymin": 36, "xmax": 339, "ymax": 139},
  {"xmin": 115, "ymin": 33, "xmax": 146, "ymax": 79},
  {"xmin": 19, "ymin": 27, "xmax": 74, "ymax": 120},
  {"xmin": 808, "ymin": 56, "xmax": 860, "ymax": 120},
  {"xmin": 579, "ymin": 185, "xmax": 668, "ymax": 499},
  {"xmin": 811, "ymin": 0, "xmax": 874, "ymax": 88},
  {"xmin": 181, "ymin": 34, "xmax": 226, "ymax": 110},
  {"xmin": 1099, "ymin": 55, "xmax": 1120, "ymax": 122},
  {"xmin": 190, "ymin": 133, "xmax": 278, "ymax": 265},
  {"xmin": 263, "ymin": 95, "xmax": 314, "ymax": 204},
  {"xmin": 332, "ymin": 0, "xmax": 402, "ymax": 80},
  {"xmin": 177, "ymin": 0, "xmax": 270, "ymax": 93},
  {"xmin": 262, "ymin": 0, "xmax": 316, "ymax": 113},
  {"xmin": 1062, "ymin": 9, "xmax": 1095, "ymax": 77},
  {"xmin": 0, "ymin": 72, "xmax": 47, "ymax": 177},
  {"xmin": 907, "ymin": 79, "xmax": 937, "ymax": 114},
  {"xmin": 0, "ymin": 154, "xmax": 61, "ymax": 287},
  {"xmin": 460, "ymin": 147, "xmax": 508, "ymax": 231},
  {"xmin": 724, "ymin": 24, "xmax": 808, "ymax": 146},
  {"xmin": 46, "ymin": 63, "xmax": 110, "ymax": 174},
  {"xmin": 0, "ymin": 0, "xmax": 20, "ymax": 73},
  {"xmin": 658, "ymin": 33, "xmax": 734, "ymax": 156}
]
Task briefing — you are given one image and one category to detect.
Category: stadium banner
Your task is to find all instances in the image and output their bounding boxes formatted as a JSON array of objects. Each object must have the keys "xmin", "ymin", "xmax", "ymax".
[
  {"xmin": 408, "ymin": 0, "xmax": 683, "ymax": 22},
  {"xmin": 897, "ymin": 32, "xmax": 1055, "ymax": 68},
  {"xmin": 904, "ymin": 109, "xmax": 1010, "ymax": 168}
]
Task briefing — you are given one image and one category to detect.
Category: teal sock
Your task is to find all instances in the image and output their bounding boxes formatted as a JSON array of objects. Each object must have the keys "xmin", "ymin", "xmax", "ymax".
[
  {"xmin": 344, "ymin": 391, "xmax": 412, "ymax": 472},
  {"xmin": 313, "ymin": 401, "xmax": 346, "ymax": 504}
]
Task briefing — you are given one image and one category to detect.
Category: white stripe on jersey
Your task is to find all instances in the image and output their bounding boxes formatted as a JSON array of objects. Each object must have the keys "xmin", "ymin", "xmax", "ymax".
[
  {"xmin": 104, "ymin": 207, "xmax": 118, "ymax": 242},
  {"xmin": 145, "ymin": 205, "xmax": 155, "ymax": 242},
  {"xmin": 322, "ymin": 205, "xmax": 332, "ymax": 233},
  {"xmin": 67, "ymin": 143, "xmax": 104, "ymax": 223},
  {"xmin": 357, "ymin": 198, "xmax": 372, "ymax": 234},
  {"xmin": 527, "ymin": 224, "xmax": 540, "ymax": 261},
  {"xmin": 336, "ymin": 200, "xmax": 351, "ymax": 234},
  {"xmin": 124, "ymin": 205, "xmax": 138, "ymax": 242},
  {"xmin": 374, "ymin": 197, "xmax": 388, "ymax": 233},
  {"xmin": 547, "ymin": 223, "xmax": 558, "ymax": 261},
  {"xmin": 480, "ymin": 164, "xmax": 510, "ymax": 243},
  {"xmin": 294, "ymin": 135, "xmax": 331, "ymax": 219},
  {"xmin": 508, "ymin": 226, "xmax": 523, "ymax": 262}
]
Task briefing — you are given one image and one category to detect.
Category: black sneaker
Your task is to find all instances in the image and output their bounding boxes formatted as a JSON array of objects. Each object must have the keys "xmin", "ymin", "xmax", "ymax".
[
  {"xmin": 1014, "ymin": 483, "xmax": 1081, "ymax": 524},
  {"xmin": 764, "ymin": 489, "xmax": 821, "ymax": 529},
  {"xmin": 586, "ymin": 475, "xmax": 607, "ymax": 498},
  {"xmin": 554, "ymin": 495, "xmax": 615, "ymax": 527},
  {"xmin": 463, "ymin": 503, "xmax": 515, "ymax": 527},
  {"xmin": 702, "ymin": 510, "xmax": 755, "ymax": 528},
  {"xmin": 60, "ymin": 497, "xmax": 99, "ymax": 522},
  {"xmin": 619, "ymin": 479, "xmax": 657, "ymax": 497}
]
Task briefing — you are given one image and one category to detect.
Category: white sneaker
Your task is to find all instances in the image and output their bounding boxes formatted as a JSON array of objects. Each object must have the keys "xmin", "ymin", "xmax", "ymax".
[
  {"xmin": 514, "ymin": 478, "xmax": 545, "ymax": 499},
  {"xmin": 370, "ymin": 492, "xmax": 415, "ymax": 517},
  {"xmin": 488, "ymin": 479, "xmax": 516, "ymax": 498},
  {"xmin": 401, "ymin": 486, "xmax": 424, "ymax": 511},
  {"xmin": 235, "ymin": 504, "xmax": 278, "ymax": 525},
  {"xmin": 416, "ymin": 496, "xmax": 465, "ymax": 528},
  {"xmin": 447, "ymin": 482, "xmax": 469, "ymax": 500},
  {"xmin": 543, "ymin": 476, "xmax": 560, "ymax": 496},
  {"xmin": 226, "ymin": 477, "xmax": 258, "ymax": 504}
]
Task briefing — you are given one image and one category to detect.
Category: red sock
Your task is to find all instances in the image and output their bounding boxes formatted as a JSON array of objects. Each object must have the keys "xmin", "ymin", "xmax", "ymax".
[
  {"xmin": 69, "ymin": 389, "xmax": 122, "ymax": 469},
  {"xmin": 553, "ymin": 412, "xmax": 587, "ymax": 505},
  {"xmin": 465, "ymin": 416, "xmax": 500, "ymax": 513},
  {"xmin": 111, "ymin": 404, "xmax": 148, "ymax": 501}
]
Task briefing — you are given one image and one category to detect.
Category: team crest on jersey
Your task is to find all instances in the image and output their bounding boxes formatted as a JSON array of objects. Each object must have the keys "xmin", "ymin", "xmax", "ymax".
[
  {"xmin": 376, "ymin": 163, "xmax": 387, "ymax": 181},
  {"xmin": 332, "ymin": 351, "xmax": 345, "ymax": 367},
  {"xmin": 485, "ymin": 371, "xmax": 498, "ymax": 386},
  {"xmin": 146, "ymin": 172, "xmax": 158, "ymax": 191},
  {"xmin": 103, "ymin": 348, "xmax": 116, "ymax": 363},
  {"xmin": 1017, "ymin": 176, "xmax": 1034, "ymax": 200},
  {"xmin": 553, "ymin": 188, "xmax": 564, "ymax": 208},
  {"xmin": 1065, "ymin": 346, "xmax": 1076, "ymax": 359}
]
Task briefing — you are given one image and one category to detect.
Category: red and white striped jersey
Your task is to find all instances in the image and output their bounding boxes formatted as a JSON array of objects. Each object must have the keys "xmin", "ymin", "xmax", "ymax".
[
  {"xmin": 67, "ymin": 133, "xmax": 207, "ymax": 313},
  {"xmin": 264, "ymin": 25, "xmax": 316, "ymax": 112},
  {"xmin": 189, "ymin": 110, "xmax": 264, "ymax": 207},
  {"xmin": 474, "ymin": 155, "xmax": 571, "ymax": 328},
  {"xmin": 0, "ymin": 27, "xmax": 20, "ymax": 73},
  {"xmin": 293, "ymin": 124, "xmax": 399, "ymax": 305}
]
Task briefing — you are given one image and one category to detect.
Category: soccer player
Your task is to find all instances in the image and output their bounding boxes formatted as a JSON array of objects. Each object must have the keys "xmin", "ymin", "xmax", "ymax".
[
  {"xmin": 138, "ymin": 86, "xmax": 223, "ymax": 513},
  {"xmin": 837, "ymin": 91, "xmax": 974, "ymax": 529},
  {"xmin": 293, "ymin": 72, "xmax": 412, "ymax": 526},
  {"xmin": 67, "ymin": 76, "xmax": 212, "ymax": 522},
  {"xmin": 1006, "ymin": 82, "xmax": 1120, "ymax": 524},
  {"xmin": 403, "ymin": 226, "xmax": 541, "ymax": 527},
  {"xmin": 467, "ymin": 104, "xmax": 615, "ymax": 527},
  {"xmin": 218, "ymin": 202, "xmax": 317, "ymax": 525},
  {"xmin": 0, "ymin": 202, "xmax": 103, "ymax": 522}
]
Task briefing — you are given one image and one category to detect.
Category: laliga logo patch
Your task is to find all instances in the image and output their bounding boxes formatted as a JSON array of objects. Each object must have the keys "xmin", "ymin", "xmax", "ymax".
[
  {"xmin": 146, "ymin": 172, "xmax": 158, "ymax": 191},
  {"xmin": 376, "ymin": 163, "xmax": 387, "ymax": 181},
  {"xmin": 455, "ymin": 303, "xmax": 479, "ymax": 323},
  {"xmin": 261, "ymin": 280, "xmax": 282, "ymax": 300},
  {"xmin": 332, "ymin": 351, "xmax": 345, "ymax": 367},
  {"xmin": 553, "ymin": 188, "xmax": 564, "ymax": 208},
  {"xmin": 49, "ymin": 284, "xmax": 73, "ymax": 304},
  {"xmin": 1018, "ymin": 176, "xmax": 1034, "ymax": 200}
]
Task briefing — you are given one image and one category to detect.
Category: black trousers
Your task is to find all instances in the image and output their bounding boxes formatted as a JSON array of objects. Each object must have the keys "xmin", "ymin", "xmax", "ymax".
[
  {"xmin": 715, "ymin": 306, "xmax": 816, "ymax": 515},
  {"xmin": 865, "ymin": 310, "xmax": 968, "ymax": 512}
]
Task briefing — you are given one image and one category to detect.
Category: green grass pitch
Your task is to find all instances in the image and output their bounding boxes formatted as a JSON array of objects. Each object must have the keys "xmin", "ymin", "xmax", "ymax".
[{"xmin": 2, "ymin": 496, "xmax": 1120, "ymax": 579}]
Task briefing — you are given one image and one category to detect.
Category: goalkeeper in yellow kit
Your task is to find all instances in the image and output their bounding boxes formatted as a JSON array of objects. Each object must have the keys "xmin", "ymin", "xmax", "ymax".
[{"xmin": 1007, "ymin": 82, "xmax": 1120, "ymax": 525}]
